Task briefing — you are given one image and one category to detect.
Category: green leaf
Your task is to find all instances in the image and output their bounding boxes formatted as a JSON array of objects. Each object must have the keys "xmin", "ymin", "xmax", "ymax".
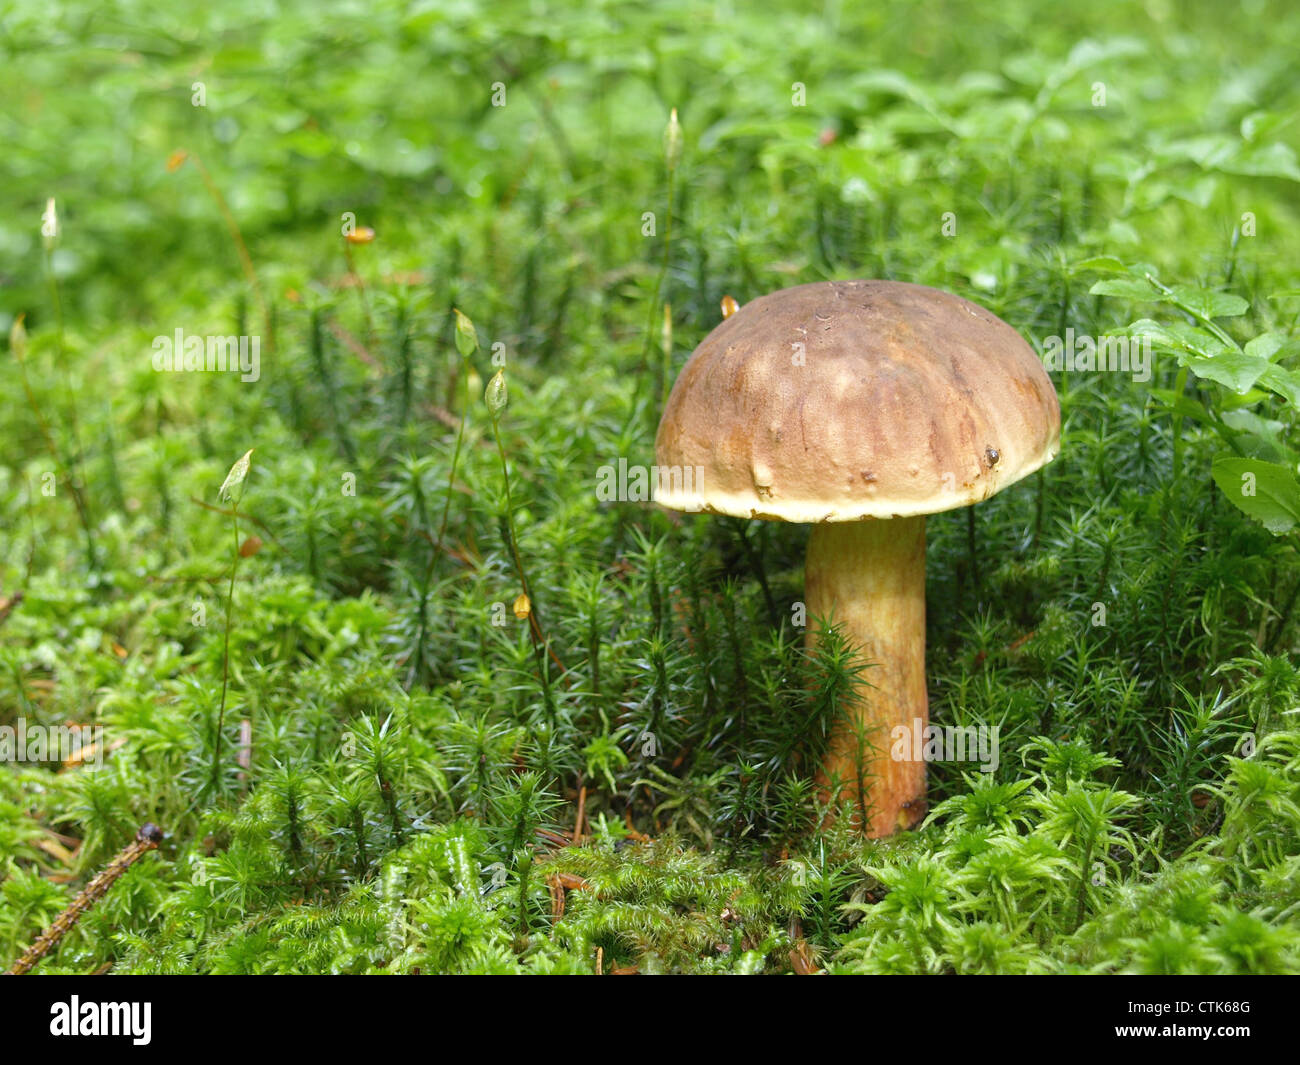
[
  {"xmin": 1126, "ymin": 320, "xmax": 1266, "ymax": 393},
  {"xmin": 1244, "ymin": 332, "xmax": 1287, "ymax": 361},
  {"xmin": 1089, "ymin": 278, "xmax": 1165, "ymax": 301},
  {"xmin": 1182, "ymin": 353, "xmax": 1269, "ymax": 394},
  {"xmin": 1167, "ymin": 285, "xmax": 1249, "ymax": 319},
  {"xmin": 1072, "ymin": 255, "xmax": 1129, "ymax": 274},
  {"xmin": 1149, "ymin": 388, "xmax": 1213, "ymax": 425},
  {"xmin": 1105, "ymin": 220, "xmax": 1142, "ymax": 245},
  {"xmin": 1222, "ymin": 142, "xmax": 1300, "ymax": 182},
  {"xmin": 1157, "ymin": 134, "xmax": 1238, "ymax": 170},
  {"xmin": 1211, "ymin": 457, "xmax": 1300, "ymax": 535},
  {"xmin": 1220, "ymin": 410, "xmax": 1296, "ymax": 464},
  {"xmin": 1125, "ymin": 319, "xmax": 1226, "ymax": 358},
  {"xmin": 1257, "ymin": 364, "xmax": 1300, "ymax": 407},
  {"xmin": 1219, "ymin": 388, "xmax": 1270, "ymax": 410},
  {"xmin": 1168, "ymin": 175, "xmax": 1218, "ymax": 209}
]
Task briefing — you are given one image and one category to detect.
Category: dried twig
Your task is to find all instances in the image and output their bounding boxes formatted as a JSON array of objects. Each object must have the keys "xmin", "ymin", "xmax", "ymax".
[
  {"xmin": 0, "ymin": 590, "xmax": 22, "ymax": 631},
  {"xmin": 7, "ymin": 824, "xmax": 163, "ymax": 976},
  {"xmin": 573, "ymin": 784, "xmax": 587, "ymax": 845}
]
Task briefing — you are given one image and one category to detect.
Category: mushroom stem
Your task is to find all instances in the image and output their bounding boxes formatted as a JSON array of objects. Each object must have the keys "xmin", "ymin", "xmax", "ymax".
[{"xmin": 804, "ymin": 515, "xmax": 927, "ymax": 837}]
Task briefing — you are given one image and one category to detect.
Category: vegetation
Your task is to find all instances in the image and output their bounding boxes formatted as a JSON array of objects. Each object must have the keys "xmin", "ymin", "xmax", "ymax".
[{"xmin": 2, "ymin": 0, "xmax": 1299, "ymax": 975}]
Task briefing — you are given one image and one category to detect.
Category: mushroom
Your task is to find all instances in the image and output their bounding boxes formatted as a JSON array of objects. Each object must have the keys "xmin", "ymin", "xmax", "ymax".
[{"xmin": 654, "ymin": 280, "xmax": 1060, "ymax": 836}]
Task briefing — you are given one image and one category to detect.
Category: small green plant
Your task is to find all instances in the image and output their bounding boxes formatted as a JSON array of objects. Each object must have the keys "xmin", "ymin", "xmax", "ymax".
[{"xmin": 1091, "ymin": 263, "xmax": 1300, "ymax": 532}]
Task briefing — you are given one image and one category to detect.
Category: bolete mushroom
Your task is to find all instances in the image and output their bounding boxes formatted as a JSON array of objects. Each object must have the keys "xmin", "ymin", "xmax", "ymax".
[{"xmin": 654, "ymin": 280, "xmax": 1060, "ymax": 836}]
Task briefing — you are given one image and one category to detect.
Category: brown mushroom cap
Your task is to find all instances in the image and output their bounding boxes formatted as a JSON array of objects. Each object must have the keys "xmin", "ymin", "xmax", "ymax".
[{"xmin": 655, "ymin": 280, "xmax": 1060, "ymax": 522}]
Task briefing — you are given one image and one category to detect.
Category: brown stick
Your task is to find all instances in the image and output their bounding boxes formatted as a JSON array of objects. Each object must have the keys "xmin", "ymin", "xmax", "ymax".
[
  {"xmin": 7, "ymin": 824, "xmax": 163, "ymax": 976},
  {"xmin": 573, "ymin": 784, "xmax": 587, "ymax": 844}
]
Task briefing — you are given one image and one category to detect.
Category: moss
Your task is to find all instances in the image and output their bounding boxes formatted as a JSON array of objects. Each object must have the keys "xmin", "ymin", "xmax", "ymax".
[{"xmin": 4, "ymin": 0, "xmax": 1300, "ymax": 975}]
